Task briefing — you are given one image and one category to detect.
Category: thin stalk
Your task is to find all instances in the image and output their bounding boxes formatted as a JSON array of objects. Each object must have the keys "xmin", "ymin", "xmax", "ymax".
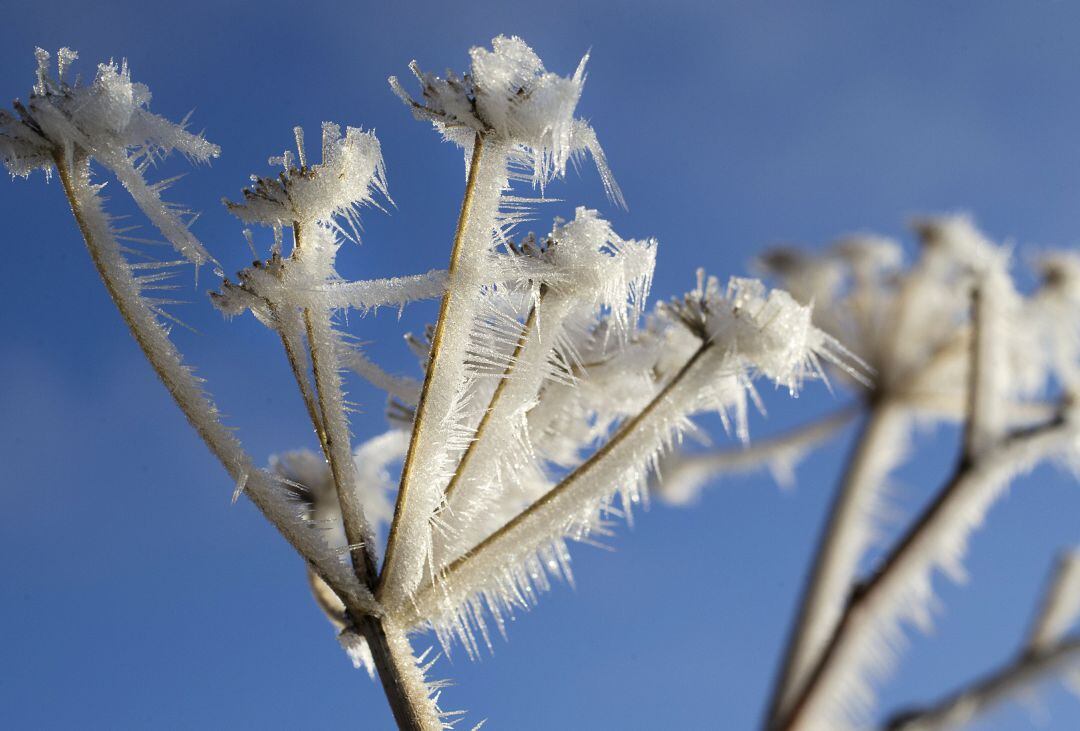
[
  {"xmin": 51, "ymin": 150, "xmax": 371, "ymax": 612},
  {"xmin": 657, "ymin": 405, "xmax": 859, "ymax": 502},
  {"xmin": 766, "ymin": 397, "xmax": 901, "ymax": 722},
  {"xmin": 268, "ymin": 300, "xmax": 330, "ymax": 458},
  {"xmin": 292, "ymin": 220, "xmax": 378, "ymax": 585},
  {"xmin": 380, "ymin": 133, "xmax": 485, "ymax": 594},
  {"xmin": 442, "ymin": 293, "xmax": 542, "ymax": 503}
]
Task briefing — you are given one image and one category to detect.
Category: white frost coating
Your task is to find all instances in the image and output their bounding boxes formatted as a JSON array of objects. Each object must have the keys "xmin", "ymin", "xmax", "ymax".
[
  {"xmin": 1, "ymin": 49, "xmax": 220, "ymax": 265},
  {"xmin": 433, "ymin": 208, "xmax": 657, "ymax": 570},
  {"xmin": 773, "ymin": 404, "xmax": 911, "ymax": 718},
  {"xmin": 963, "ymin": 232, "xmax": 1019, "ymax": 459},
  {"xmin": 390, "ymin": 35, "xmax": 623, "ymax": 205},
  {"xmin": 1029, "ymin": 551, "xmax": 1080, "ymax": 653},
  {"xmin": 225, "ymin": 122, "xmax": 387, "ymax": 231},
  {"xmin": 380, "ymin": 137, "xmax": 513, "ymax": 611},
  {"xmin": 405, "ymin": 276, "xmax": 853, "ymax": 652},
  {"xmin": 383, "ymin": 34, "xmax": 632, "ymax": 612},
  {"xmin": 1031, "ymin": 251, "xmax": 1080, "ymax": 395},
  {"xmin": 792, "ymin": 422, "xmax": 1080, "ymax": 731},
  {"xmin": 57, "ymin": 155, "xmax": 374, "ymax": 615},
  {"xmin": 320, "ymin": 269, "xmax": 448, "ymax": 313}
]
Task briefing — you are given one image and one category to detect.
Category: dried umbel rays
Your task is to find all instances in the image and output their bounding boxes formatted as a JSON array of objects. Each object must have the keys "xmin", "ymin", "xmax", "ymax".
[{"xmin": 6, "ymin": 38, "xmax": 1080, "ymax": 730}]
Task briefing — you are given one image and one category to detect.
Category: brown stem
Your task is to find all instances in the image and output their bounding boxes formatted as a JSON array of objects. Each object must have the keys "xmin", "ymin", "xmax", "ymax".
[
  {"xmin": 765, "ymin": 397, "xmax": 899, "ymax": 723},
  {"xmin": 380, "ymin": 133, "xmax": 485, "ymax": 593},
  {"xmin": 357, "ymin": 614, "xmax": 430, "ymax": 731}
]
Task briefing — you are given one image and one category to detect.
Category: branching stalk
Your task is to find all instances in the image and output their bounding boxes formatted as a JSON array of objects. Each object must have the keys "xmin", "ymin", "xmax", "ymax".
[
  {"xmin": 774, "ymin": 416, "xmax": 1076, "ymax": 730},
  {"xmin": 766, "ymin": 398, "xmax": 903, "ymax": 722},
  {"xmin": 52, "ymin": 149, "xmax": 373, "ymax": 613}
]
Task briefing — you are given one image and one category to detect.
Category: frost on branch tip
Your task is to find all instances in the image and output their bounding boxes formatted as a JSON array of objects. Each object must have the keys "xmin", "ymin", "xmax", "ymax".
[
  {"xmin": 225, "ymin": 122, "xmax": 388, "ymax": 234},
  {"xmin": 1, "ymin": 48, "xmax": 220, "ymax": 265},
  {"xmin": 390, "ymin": 35, "xmax": 623, "ymax": 205}
]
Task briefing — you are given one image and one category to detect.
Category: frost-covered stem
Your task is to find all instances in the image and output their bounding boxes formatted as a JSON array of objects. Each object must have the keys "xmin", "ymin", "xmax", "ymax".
[
  {"xmin": 1028, "ymin": 552, "xmax": 1080, "ymax": 652},
  {"xmin": 774, "ymin": 417, "xmax": 1075, "ymax": 731},
  {"xmin": 357, "ymin": 615, "xmax": 442, "ymax": 731},
  {"xmin": 294, "ymin": 222, "xmax": 378, "ymax": 585},
  {"xmin": 380, "ymin": 133, "xmax": 492, "ymax": 603},
  {"xmin": 51, "ymin": 150, "xmax": 372, "ymax": 612},
  {"xmin": 766, "ymin": 398, "xmax": 900, "ymax": 722},
  {"xmin": 268, "ymin": 300, "xmax": 329, "ymax": 458},
  {"xmin": 409, "ymin": 340, "xmax": 715, "ymax": 619},
  {"xmin": 442, "ymin": 294, "xmax": 542, "ymax": 503},
  {"xmin": 963, "ymin": 283, "xmax": 1005, "ymax": 463},
  {"xmin": 883, "ymin": 637, "xmax": 1080, "ymax": 731}
]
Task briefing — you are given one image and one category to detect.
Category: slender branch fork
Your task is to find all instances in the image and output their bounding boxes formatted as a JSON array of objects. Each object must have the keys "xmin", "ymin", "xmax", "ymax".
[
  {"xmin": 765, "ymin": 276, "xmax": 1080, "ymax": 731},
  {"xmin": 772, "ymin": 415, "xmax": 1072, "ymax": 730},
  {"xmin": 52, "ymin": 148, "xmax": 432, "ymax": 730}
]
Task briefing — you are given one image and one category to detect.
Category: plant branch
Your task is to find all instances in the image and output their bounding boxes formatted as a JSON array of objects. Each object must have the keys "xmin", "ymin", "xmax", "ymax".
[
  {"xmin": 657, "ymin": 404, "xmax": 859, "ymax": 504},
  {"xmin": 883, "ymin": 638, "xmax": 1080, "ymax": 731},
  {"xmin": 268, "ymin": 299, "xmax": 330, "ymax": 458},
  {"xmin": 379, "ymin": 133, "xmax": 486, "ymax": 598},
  {"xmin": 774, "ymin": 414, "xmax": 1076, "ymax": 730},
  {"xmin": 442, "ymin": 291, "xmax": 543, "ymax": 503},
  {"xmin": 766, "ymin": 397, "xmax": 904, "ymax": 722},
  {"xmin": 293, "ymin": 220, "xmax": 378, "ymax": 586}
]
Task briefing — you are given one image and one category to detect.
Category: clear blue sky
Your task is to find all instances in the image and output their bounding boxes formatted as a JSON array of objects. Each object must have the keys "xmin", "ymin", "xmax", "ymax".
[{"xmin": 2, "ymin": 1, "xmax": 1079, "ymax": 729}]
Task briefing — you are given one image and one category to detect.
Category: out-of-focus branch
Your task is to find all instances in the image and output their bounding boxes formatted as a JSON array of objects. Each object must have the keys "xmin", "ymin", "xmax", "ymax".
[
  {"xmin": 655, "ymin": 405, "xmax": 859, "ymax": 505},
  {"xmin": 775, "ymin": 413, "xmax": 1077, "ymax": 731},
  {"xmin": 883, "ymin": 637, "xmax": 1080, "ymax": 731}
]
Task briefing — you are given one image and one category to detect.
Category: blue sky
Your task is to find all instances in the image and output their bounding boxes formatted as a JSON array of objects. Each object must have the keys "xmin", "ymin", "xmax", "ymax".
[{"xmin": 2, "ymin": 1, "xmax": 1080, "ymax": 729}]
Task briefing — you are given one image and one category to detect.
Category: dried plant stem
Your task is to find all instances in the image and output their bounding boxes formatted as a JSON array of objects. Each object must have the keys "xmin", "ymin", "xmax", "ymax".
[
  {"xmin": 774, "ymin": 416, "xmax": 1075, "ymax": 730},
  {"xmin": 442, "ymin": 294, "xmax": 542, "ymax": 503},
  {"xmin": 380, "ymin": 133, "xmax": 486, "ymax": 595},
  {"xmin": 357, "ymin": 615, "xmax": 440, "ymax": 731},
  {"xmin": 269, "ymin": 300, "xmax": 329, "ymax": 458},
  {"xmin": 884, "ymin": 638, "xmax": 1080, "ymax": 731},
  {"xmin": 407, "ymin": 339, "xmax": 716, "ymax": 621},
  {"xmin": 766, "ymin": 397, "xmax": 902, "ymax": 722},
  {"xmin": 52, "ymin": 150, "xmax": 372, "ymax": 612},
  {"xmin": 292, "ymin": 220, "xmax": 378, "ymax": 585}
]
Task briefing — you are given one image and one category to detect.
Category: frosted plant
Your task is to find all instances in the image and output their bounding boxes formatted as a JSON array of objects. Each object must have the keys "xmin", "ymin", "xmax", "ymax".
[{"xmin": 5, "ymin": 38, "xmax": 1080, "ymax": 731}]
